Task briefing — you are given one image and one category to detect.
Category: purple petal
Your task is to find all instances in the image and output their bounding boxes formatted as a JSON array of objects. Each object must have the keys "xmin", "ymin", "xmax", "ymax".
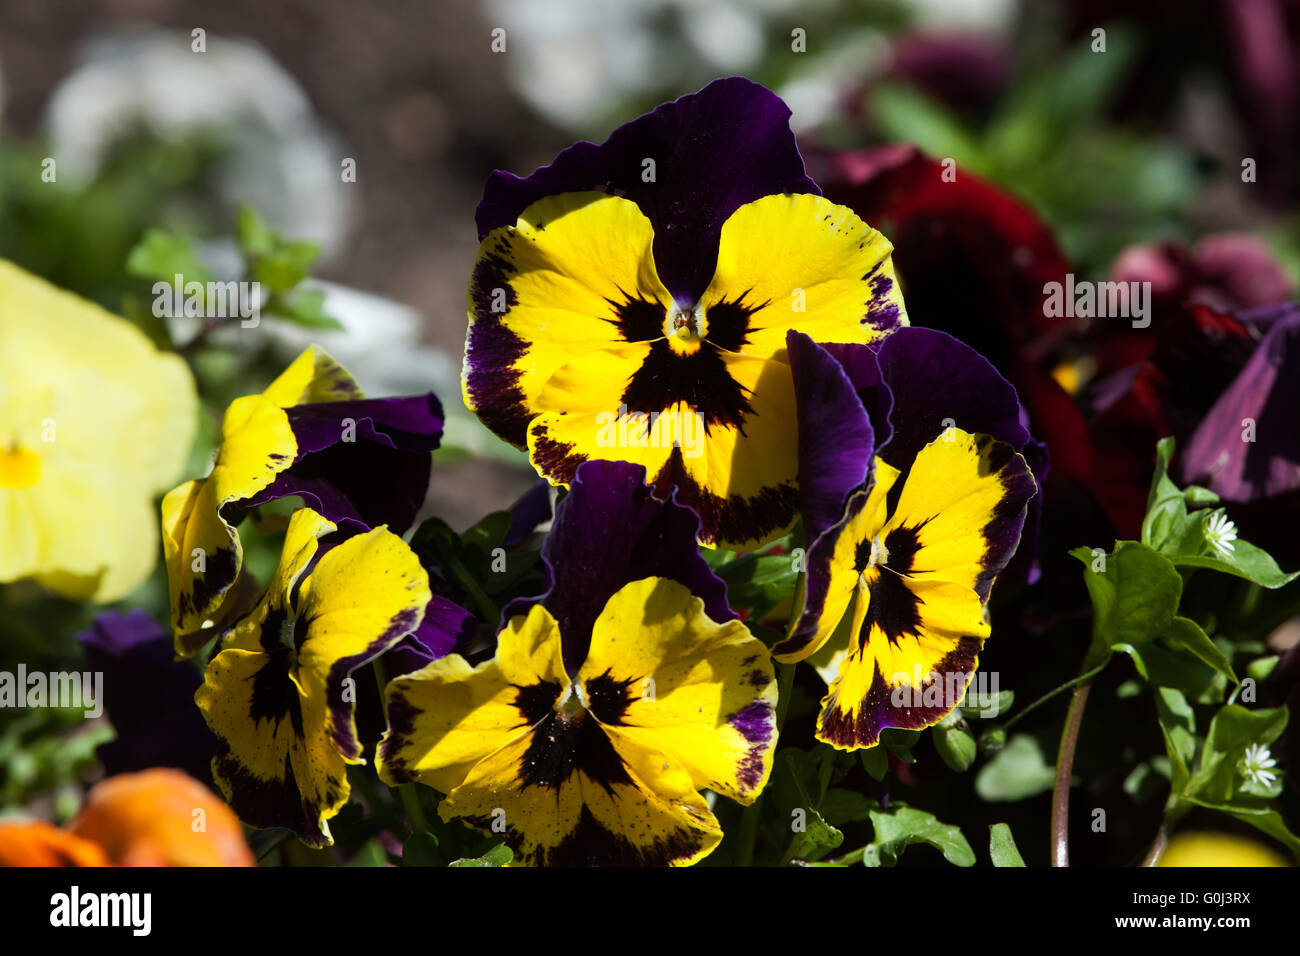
[
  {"xmin": 388, "ymin": 595, "xmax": 477, "ymax": 676},
  {"xmin": 238, "ymin": 393, "xmax": 443, "ymax": 534},
  {"xmin": 475, "ymin": 77, "xmax": 818, "ymax": 304},
  {"xmin": 873, "ymin": 327, "xmax": 1029, "ymax": 469},
  {"xmin": 504, "ymin": 479, "xmax": 553, "ymax": 548},
  {"xmin": 787, "ymin": 330, "xmax": 878, "ymax": 547},
  {"xmin": 504, "ymin": 459, "xmax": 734, "ymax": 674},
  {"xmin": 1180, "ymin": 305, "xmax": 1300, "ymax": 500},
  {"xmin": 284, "ymin": 394, "xmax": 444, "ymax": 456}
]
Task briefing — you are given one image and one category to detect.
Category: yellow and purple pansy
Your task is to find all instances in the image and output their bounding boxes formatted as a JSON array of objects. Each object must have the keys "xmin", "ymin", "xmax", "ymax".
[
  {"xmin": 377, "ymin": 459, "xmax": 777, "ymax": 866},
  {"xmin": 463, "ymin": 78, "xmax": 909, "ymax": 550},
  {"xmin": 196, "ymin": 507, "xmax": 431, "ymax": 847},
  {"xmin": 162, "ymin": 345, "xmax": 443, "ymax": 655},
  {"xmin": 774, "ymin": 328, "xmax": 1039, "ymax": 750}
]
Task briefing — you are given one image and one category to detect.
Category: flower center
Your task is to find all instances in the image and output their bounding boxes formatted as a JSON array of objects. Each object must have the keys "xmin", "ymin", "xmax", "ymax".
[
  {"xmin": 868, "ymin": 534, "xmax": 890, "ymax": 570},
  {"xmin": 0, "ymin": 444, "xmax": 40, "ymax": 489},
  {"xmin": 664, "ymin": 304, "xmax": 707, "ymax": 354}
]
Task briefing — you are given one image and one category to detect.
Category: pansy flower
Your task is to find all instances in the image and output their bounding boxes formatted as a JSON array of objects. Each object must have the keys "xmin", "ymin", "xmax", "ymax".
[
  {"xmin": 0, "ymin": 260, "xmax": 196, "ymax": 601},
  {"xmin": 463, "ymin": 77, "xmax": 908, "ymax": 550},
  {"xmin": 378, "ymin": 460, "xmax": 777, "ymax": 866},
  {"xmin": 774, "ymin": 328, "xmax": 1037, "ymax": 750},
  {"xmin": 163, "ymin": 345, "xmax": 442, "ymax": 655},
  {"xmin": 196, "ymin": 507, "xmax": 431, "ymax": 847}
]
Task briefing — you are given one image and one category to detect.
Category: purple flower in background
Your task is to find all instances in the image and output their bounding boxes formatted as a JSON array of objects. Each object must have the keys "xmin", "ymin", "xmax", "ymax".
[
  {"xmin": 77, "ymin": 610, "xmax": 215, "ymax": 783},
  {"xmin": 1180, "ymin": 304, "xmax": 1300, "ymax": 517}
]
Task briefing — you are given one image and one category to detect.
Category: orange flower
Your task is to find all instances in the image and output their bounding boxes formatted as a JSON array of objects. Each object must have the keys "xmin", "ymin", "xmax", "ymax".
[
  {"xmin": 71, "ymin": 769, "xmax": 254, "ymax": 867},
  {"xmin": 0, "ymin": 821, "xmax": 109, "ymax": 867},
  {"xmin": 0, "ymin": 769, "xmax": 253, "ymax": 867}
]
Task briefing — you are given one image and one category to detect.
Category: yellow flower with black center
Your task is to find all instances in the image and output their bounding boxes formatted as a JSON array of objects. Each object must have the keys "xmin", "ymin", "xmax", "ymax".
[
  {"xmin": 0, "ymin": 259, "xmax": 196, "ymax": 601},
  {"xmin": 464, "ymin": 79, "xmax": 907, "ymax": 550},
  {"xmin": 377, "ymin": 459, "xmax": 778, "ymax": 866},
  {"xmin": 196, "ymin": 507, "xmax": 431, "ymax": 847},
  {"xmin": 775, "ymin": 331, "xmax": 1039, "ymax": 750}
]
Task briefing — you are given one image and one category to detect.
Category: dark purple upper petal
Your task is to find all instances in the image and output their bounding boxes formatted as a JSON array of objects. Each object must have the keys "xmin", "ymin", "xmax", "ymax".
[
  {"xmin": 236, "ymin": 392, "xmax": 443, "ymax": 534},
  {"xmin": 475, "ymin": 76, "xmax": 819, "ymax": 305},
  {"xmin": 873, "ymin": 327, "xmax": 1030, "ymax": 469},
  {"xmin": 503, "ymin": 459, "xmax": 734, "ymax": 674},
  {"xmin": 284, "ymin": 394, "xmax": 445, "ymax": 456},
  {"xmin": 1180, "ymin": 304, "xmax": 1300, "ymax": 501},
  {"xmin": 77, "ymin": 610, "xmax": 215, "ymax": 783}
]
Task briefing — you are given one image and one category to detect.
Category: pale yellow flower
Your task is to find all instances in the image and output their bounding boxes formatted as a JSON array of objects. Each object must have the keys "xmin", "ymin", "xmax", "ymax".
[{"xmin": 0, "ymin": 259, "xmax": 197, "ymax": 600}]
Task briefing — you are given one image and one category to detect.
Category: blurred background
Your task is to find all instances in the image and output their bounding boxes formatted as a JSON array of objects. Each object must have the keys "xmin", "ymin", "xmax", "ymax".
[{"xmin": 2, "ymin": 0, "xmax": 1299, "ymax": 852}]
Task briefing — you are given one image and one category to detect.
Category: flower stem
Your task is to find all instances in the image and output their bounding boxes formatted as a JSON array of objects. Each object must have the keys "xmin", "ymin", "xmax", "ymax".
[
  {"xmin": 1050, "ymin": 677, "xmax": 1094, "ymax": 867},
  {"xmin": 1139, "ymin": 819, "xmax": 1170, "ymax": 867},
  {"xmin": 443, "ymin": 552, "xmax": 500, "ymax": 625},
  {"xmin": 999, "ymin": 660, "xmax": 1108, "ymax": 735}
]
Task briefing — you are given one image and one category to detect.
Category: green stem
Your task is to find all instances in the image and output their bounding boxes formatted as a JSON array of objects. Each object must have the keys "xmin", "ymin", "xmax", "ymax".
[
  {"xmin": 444, "ymin": 552, "xmax": 500, "ymax": 624},
  {"xmin": 255, "ymin": 830, "xmax": 293, "ymax": 863},
  {"xmin": 827, "ymin": 845, "xmax": 867, "ymax": 866},
  {"xmin": 735, "ymin": 661, "xmax": 797, "ymax": 867},
  {"xmin": 372, "ymin": 658, "xmax": 429, "ymax": 835},
  {"xmin": 1050, "ymin": 677, "xmax": 1094, "ymax": 867},
  {"xmin": 1000, "ymin": 660, "xmax": 1108, "ymax": 735}
]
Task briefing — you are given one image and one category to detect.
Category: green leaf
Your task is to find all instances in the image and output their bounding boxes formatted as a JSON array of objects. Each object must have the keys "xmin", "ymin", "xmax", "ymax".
[
  {"xmin": 253, "ymin": 240, "xmax": 320, "ymax": 293},
  {"xmin": 715, "ymin": 553, "xmax": 797, "ymax": 620},
  {"xmin": 1249, "ymin": 656, "xmax": 1280, "ymax": 681},
  {"xmin": 264, "ymin": 288, "xmax": 344, "ymax": 331},
  {"xmin": 236, "ymin": 205, "xmax": 279, "ymax": 258},
  {"xmin": 863, "ymin": 806, "xmax": 974, "ymax": 867},
  {"xmin": 975, "ymin": 733, "xmax": 1056, "ymax": 802},
  {"xmin": 860, "ymin": 746, "xmax": 889, "ymax": 782},
  {"xmin": 932, "ymin": 714, "xmax": 977, "ymax": 772},
  {"xmin": 870, "ymin": 84, "xmax": 987, "ymax": 174},
  {"xmin": 449, "ymin": 843, "xmax": 513, "ymax": 867},
  {"xmin": 988, "ymin": 823, "xmax": 1026, "ymax": 867},
  {"xmin": 1072, "ymin": 541, "xmax": 1184, "ymax": 668},
  {"xmin": 1167, "ymin": 541, "xmax": 1300, "ymax": 589},
  {"xmin": 782, "ymin": 806, "xmax": 844, "ymax": 864},
  {"xmin": 768, "ymin": 748, "xmax": 829, "ymax": 817},
  {"xmin": 1154, "ymin": 687, "xmax": 1195, "ymax": 797},
  {"xmin": 1114, "ymin": 641, "xmax": 1216, "ymax": 696},
  {"xmin": 1141, "ymin": 437, "xmax": 1186, "ymax": 550},
  {"xmin": 1183, "ymin": 704, "xmax": 1287, "ymax": 807},
  {"xmin": 1181, "ymin": 800, "xmax": 1300, "ymax": 857},
  {"xmin": 126, "ymin": 228, "xmax": 212, "ymax": 285},
  {"xmin": 818, "ymin": 788, "xmax": 876, "ymax": 827},
  {"xmin": 1161, "ymin": 616, "xmax": 1237, "ymax": 684},
  {"xmin": 960, "ymin": 688, "xmax": 1013, "ymax": 719},
  {"xmin": 880, "ymin": 728, "xmax": 920, "ymax": 765},
  {"xmin": 402, "ymin": 831, "xmax": 442, "ymax": 867},
  {"xmin": 461, "ymin": 510, "xmax": 512, "ymax": 554},
  {"xmin": 1139, "ymin": 438, "xmax": 1297, "ymax": 588}
]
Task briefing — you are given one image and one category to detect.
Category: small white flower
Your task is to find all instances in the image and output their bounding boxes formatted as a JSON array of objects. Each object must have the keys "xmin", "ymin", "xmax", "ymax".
[
  {"xmin": 1240, "ymin": 742, "xmax": 1278, "ymax": 788},
  {"xmin": 1204, "ymin": 510, "xmax": 1238, "ymax": 556}
]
